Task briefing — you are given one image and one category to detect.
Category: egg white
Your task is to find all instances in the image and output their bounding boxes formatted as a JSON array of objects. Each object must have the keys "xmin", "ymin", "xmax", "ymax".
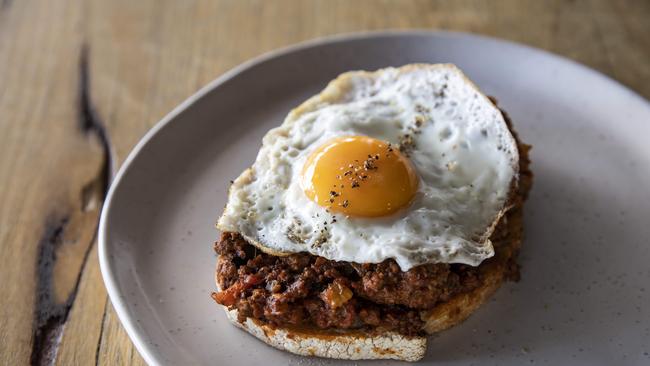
[{"xmin": 218, "ymin": 64, "xmax": 519, "ymax": 271}]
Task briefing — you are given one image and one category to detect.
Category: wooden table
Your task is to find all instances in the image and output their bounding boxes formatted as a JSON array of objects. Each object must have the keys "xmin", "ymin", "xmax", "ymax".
[{"xmin": 1, "ymin": 0, "xmax": 648, "ymax": 364}]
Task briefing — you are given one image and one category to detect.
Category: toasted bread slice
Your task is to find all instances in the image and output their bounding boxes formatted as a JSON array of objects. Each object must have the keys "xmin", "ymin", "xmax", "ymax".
[
  {"xmin": 221, "ymin": 306, "xmax": 426, "ymax": 361},
  {"xmin": 213, "ymin": 64, "xmax": 533, "ymax": 362}
]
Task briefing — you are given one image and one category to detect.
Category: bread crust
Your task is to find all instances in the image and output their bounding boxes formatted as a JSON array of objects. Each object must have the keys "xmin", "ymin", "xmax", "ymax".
[{"xmin": 222, "ymin": 306, "xmax": 426, "ymax": 361}]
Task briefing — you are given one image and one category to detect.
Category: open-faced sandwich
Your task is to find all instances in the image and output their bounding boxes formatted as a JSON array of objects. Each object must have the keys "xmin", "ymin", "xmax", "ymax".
[{"xmin": 212, "ymin": 64, "xmax": 532, "ymax": 361}]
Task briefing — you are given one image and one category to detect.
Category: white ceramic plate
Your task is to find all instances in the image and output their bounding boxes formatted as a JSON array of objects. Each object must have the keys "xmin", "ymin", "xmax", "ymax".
[{"xmin": 99, "ymin": 31, "xmax": 650, "ymax": 365}]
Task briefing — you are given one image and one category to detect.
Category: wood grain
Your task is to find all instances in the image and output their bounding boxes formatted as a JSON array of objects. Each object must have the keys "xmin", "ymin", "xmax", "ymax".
[{"xmin": 1, "ymin": 0, "xmax": 648, "ymax": 364}]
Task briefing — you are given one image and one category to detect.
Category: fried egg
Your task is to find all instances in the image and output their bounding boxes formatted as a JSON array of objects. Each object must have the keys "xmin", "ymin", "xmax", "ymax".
[{"xmin": 217, "ymin": 64, "xmax": 519, "ymax": 271}]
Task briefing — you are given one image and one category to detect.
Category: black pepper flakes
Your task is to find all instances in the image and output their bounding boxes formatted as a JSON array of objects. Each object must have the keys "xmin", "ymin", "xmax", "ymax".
[
  {"xmin": 398, "ymin": 133, "xmax": 416, "ymax": 155},
  {"xmin": 363, "ymin": 157, "xmax": 378, "ymax": 170}
]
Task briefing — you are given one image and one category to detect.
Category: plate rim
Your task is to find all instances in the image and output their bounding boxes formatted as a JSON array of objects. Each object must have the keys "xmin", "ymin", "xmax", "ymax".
[{"xmin": 97, "ymin": 29, "xmax": 650, "ymax": 365}]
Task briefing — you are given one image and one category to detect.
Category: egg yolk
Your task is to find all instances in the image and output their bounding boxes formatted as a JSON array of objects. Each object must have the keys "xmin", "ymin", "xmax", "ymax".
[{"xmin": 301, "ymin": 136, "xmax": 419, "ymax": 217}]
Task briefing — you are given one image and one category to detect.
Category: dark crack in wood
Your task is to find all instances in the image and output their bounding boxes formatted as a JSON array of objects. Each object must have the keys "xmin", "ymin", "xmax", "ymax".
[
  {"xmin": 94, "ymin": 300, "xmax": 108, "ymax": 366},
  {"xmin": 30, "ymin": 44, "xmax": 113, "ymax": 366},
  {"xmin": 79, "ymin": 44, "xmax": 113, "ymax": 196},
  {"xmin": 30, "ymin": 215, "xmax": 70, "ymax": 366}
]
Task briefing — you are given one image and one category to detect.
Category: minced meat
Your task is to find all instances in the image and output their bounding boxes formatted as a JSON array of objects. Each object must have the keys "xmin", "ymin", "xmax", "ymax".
[{"xmin": 212, "ymin": 232, "xmax": 484, "ymax": 336}]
